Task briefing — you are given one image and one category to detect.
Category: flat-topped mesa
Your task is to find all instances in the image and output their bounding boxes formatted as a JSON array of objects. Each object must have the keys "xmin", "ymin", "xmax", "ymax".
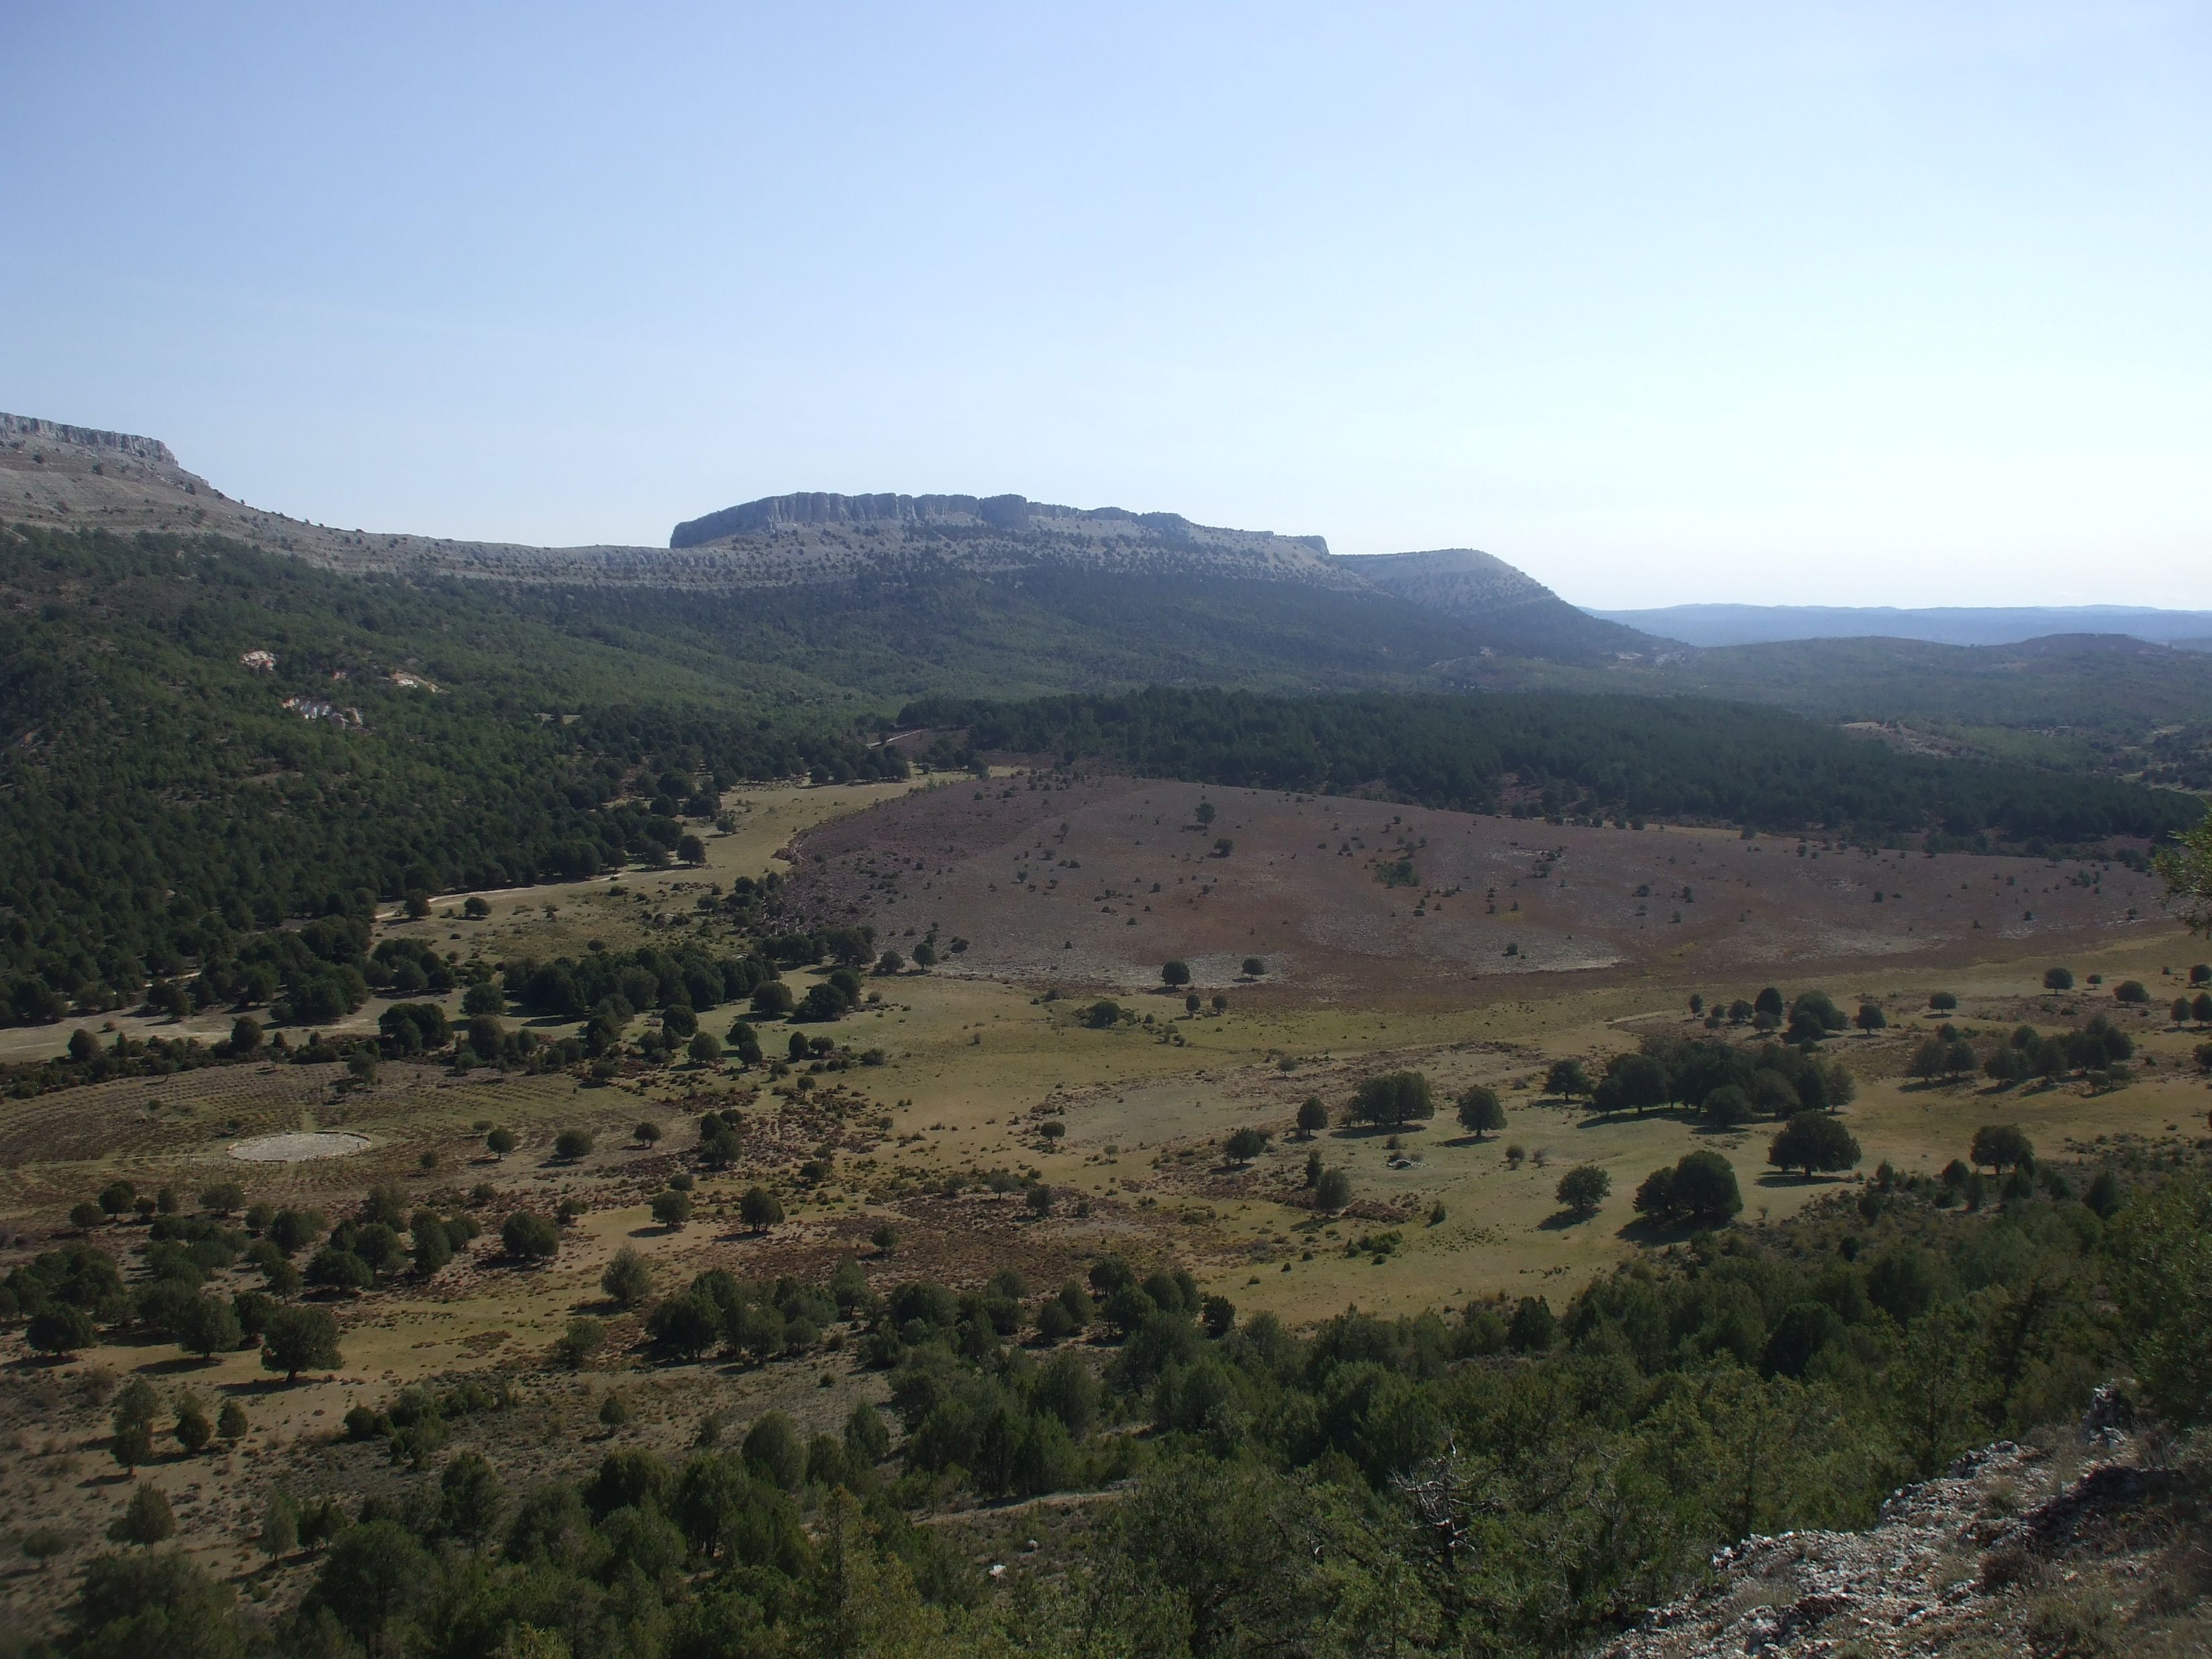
[
  {"xmin": 672, "ymin": 491, "xmax": 1074, "ymax": 544},
  {"xmin": 1, "ymin": 412, "xmax": 177, "ymax": 465},
  {"xmin": 670, "ymin": 490, "xmax": 1331, "ymax": 557}
]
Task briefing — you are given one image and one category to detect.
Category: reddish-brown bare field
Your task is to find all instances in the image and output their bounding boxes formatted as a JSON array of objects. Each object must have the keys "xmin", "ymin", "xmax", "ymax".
[{"xmin": 779, "ymin": 773, "xmax": 2170, "ymax": 997}]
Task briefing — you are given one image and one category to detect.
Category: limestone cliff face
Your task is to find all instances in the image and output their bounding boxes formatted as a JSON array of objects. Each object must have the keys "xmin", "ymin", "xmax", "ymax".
[
  {"xmin": 666, "ymin": 490, "xmax": 1349, "ymax": 588},
  {"xmin": 671, "ymin": 491, "xmax": 1078, "ymax": 542},
  {"xmin": 0, "ymin": 413, "xmax": 176, "ymax": 464}
]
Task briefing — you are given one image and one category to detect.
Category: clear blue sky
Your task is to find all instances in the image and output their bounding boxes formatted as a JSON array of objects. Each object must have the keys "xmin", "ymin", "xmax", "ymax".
[{"xmin": 5, "ymin": 3, "xmax": 2208, "ymax": 607}]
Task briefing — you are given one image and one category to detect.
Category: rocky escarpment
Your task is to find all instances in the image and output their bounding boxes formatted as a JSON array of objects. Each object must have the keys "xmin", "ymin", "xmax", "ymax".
[
  {"xmin": 666, "ymin": 489, "xmax": 1352, "ymax": 589},
  {"xmin": 1597, "ymin": 1396, "xmax": 2205, "ymax": 1658},
  {"xmin": 1, "ymin": 413, "xmax": 175, "ymax": 464}
]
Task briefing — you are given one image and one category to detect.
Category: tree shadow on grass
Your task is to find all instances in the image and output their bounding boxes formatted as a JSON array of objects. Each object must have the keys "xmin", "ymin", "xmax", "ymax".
[
  {"xmin": 1754, "ymin": 1171, "xmax": 1849, "ymax": 1189},
  {"xmin": 1537, "ymin": 1209, "xmax": 1600, "ymax": 1231}
]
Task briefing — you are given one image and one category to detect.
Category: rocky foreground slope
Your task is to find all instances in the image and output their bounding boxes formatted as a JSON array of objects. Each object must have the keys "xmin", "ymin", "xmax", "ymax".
[{"xmin": 1599, "ymin": 1394, "xmax": 2206, "ymax": 1659}]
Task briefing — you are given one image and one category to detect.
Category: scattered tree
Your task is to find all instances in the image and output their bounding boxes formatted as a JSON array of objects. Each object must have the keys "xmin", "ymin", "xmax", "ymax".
[
  {"xmin": 107, "ymin": 1482, "xmax": 176, "ymax": 1548},
  {"xmin": 1768, "ymin": 1111, "xmax": 1862, "ymax": 1178},
  {"xmin": 1555, "ymin": 1164, "xmax": 1611, "ymax": 1218},
  {"xmin": 1314, "ymin": 1168, "xmax": 1352, "ymax": 1211},
  {"xmin": 1544, "ymin": 1058, "xmax": 1591, "ymax": 1100},
  {"xmin": 1456, "ymin": 1085, "xmax": 1505, "ymax": 1139},
  {"xmin": 1970, "ymin": 1124, "xmax": 2035, "ymax": 1173},
  {"xmin": 1348, "ymin": 1070, "xmax": 1434, "ymax": 1128},
  {"xmin": 261, "ymin": 1305, "xmax": 342, "ymax": 1382},
  {"xmin": 501, "ymin": 1211, "xmax": 560, "ymax": 1263},
  {"xmin": 603, "ymin": 1246, "xmax": 655, "ymax": 1307},
  {"xmin": 740, "ymin": 1187, "xmax": 784, "ymax": 1233}
]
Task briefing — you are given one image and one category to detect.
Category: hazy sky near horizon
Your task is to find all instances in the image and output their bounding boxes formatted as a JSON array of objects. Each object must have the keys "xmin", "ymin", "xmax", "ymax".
[{"xmin": 5, "ymin": 3, "xmax": 2209, "ymax": 608}]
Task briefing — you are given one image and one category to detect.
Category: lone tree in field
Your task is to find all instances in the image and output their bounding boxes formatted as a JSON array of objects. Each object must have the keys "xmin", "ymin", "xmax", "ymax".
[
  {"xmin": 1768, "ymin": 1111, "xmax": 1862, "ymax": 1179},
  {"xmin": 1456, "ymin": 1085, "xmax": 1506, "ymax": 1140},
  {"xmin": 1349, "ymin": 1070, "xmax": 1435, "ymax": 1128},
  {"xmin": 1194, "ymin": 801, "xmax": 1216, "ymax": 827},
  {"xmin": 1555, "ymin": 1164, "xmax": 1611, "ymax": 1219},
  {"xmin": 1970, "ymin": 1124, "xmax": 2035, "ymax": 1173},
  {"xmin": 634, "ymin": 1121, "xmax": 662, "ymax": 1149},
  {"xmin": 1296, "ymin": 1096, "xmax": 1329, "ymax": 1138},
  {"xmin": 1544, "ymin": 1058, "xmax": 1591, "ymax": 1101},
  {"xmin": 1225, "ymin": 1127, "xmax": 1268, "ymax": 1164},
  {"xmin": 2044, "ymin": 966, "xmax": 2075, "ymax": 991},
  {"xmin": 1928, "ymin": 991, "xmax": 1958, "ymax": 1011},
  {"xmin": 486, "ymin": 1127, "xmax": 516, "ymax": 1160},
  {"xmin": 740, "ymin": 1187, "xmax": 785, "ymax": 1234},
  {"xmin": 1161, "ymin": 960, "xmax": 1191, "ymax": 989},
  {"xmin": 1241, "ymin": 956, "xmax": 1266, "ymax": 977},
  {"xmin": 260, "ymin": 1305, "xmax": 342, "ymax": 1383},
  {"xmin": 1855, "ymin": 1003, "xmax": 1886, "ymax": 1034},
  {"xmin": 1314, "ymin": 1168, "xmax": 1352, "ymax": 1211}
]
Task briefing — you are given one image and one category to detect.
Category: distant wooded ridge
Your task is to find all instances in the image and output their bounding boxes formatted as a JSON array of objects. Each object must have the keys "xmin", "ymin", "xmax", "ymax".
[{"xmin": 1591, "ymin": 603, "xmax": 2212, "ymax": 650}]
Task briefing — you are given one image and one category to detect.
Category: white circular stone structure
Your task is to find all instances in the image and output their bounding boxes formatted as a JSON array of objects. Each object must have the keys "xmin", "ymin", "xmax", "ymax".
[{"xmin": 227, "ymin": 1132, "xmax": 372, "ymax": 1163}]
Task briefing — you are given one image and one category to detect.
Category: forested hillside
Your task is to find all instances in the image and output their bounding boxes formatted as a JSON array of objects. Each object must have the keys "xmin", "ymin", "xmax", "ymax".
[
  {"xmin": 1463, "ymin": 634, "xmax": 2212, "ymax": 789},
  {"xmin": 5, "ymin": 523, "xmax": 2205, "ymax": 1024},
  {"xmin": 0, "ymin": 527, "xmax": 899, "ymax": 1018},
  {"xmin": 904, "ymin": 687, "xmax": 2201, "ymax": 845}
]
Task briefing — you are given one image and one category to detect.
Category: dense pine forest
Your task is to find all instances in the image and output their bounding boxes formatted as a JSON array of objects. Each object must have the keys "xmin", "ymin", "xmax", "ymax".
[{"xmin": 905, "ymin": 688, "xmax": 2200, "ymax": 846}]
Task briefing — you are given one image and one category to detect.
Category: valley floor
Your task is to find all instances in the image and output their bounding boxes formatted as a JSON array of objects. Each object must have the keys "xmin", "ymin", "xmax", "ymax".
[{"xmin": 3, "ymin": 772, "xmax": 2209, "ymax": 1635}]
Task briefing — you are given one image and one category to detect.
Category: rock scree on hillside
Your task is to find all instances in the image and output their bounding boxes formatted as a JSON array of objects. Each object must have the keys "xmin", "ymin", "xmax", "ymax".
[{"xmin": 1597, "ymin": 1390, "xmax": 2194, "ymax": 1658}]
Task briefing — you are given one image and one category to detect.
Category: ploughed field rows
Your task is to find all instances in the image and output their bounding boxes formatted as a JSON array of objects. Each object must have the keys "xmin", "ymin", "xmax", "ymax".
[{"xmin": 777, "ymin": 774, "xmax": 2170, "ymax": 995}]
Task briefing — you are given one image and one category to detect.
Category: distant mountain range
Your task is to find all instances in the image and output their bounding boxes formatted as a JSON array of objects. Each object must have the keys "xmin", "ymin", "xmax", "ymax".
[{"xmin": 1591, "ymin": 601, "xmax": 2212, "ymax": 650}]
